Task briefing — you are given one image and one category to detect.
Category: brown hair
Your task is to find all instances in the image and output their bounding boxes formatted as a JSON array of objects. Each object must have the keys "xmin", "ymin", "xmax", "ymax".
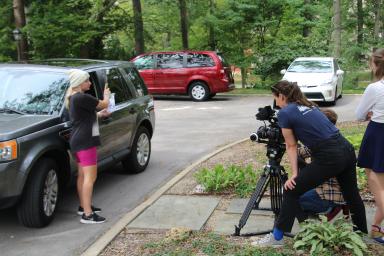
[
  {"xmin": 370, "ymin": 48, "xmax": 384, "ymax": 81},
  {"xmin": 321, "ymin": 108, "xmax": 338, "ymax": 124},
  {"xmin": 271, "ymin": 80, "xmax": 317, "ymax": 108}
]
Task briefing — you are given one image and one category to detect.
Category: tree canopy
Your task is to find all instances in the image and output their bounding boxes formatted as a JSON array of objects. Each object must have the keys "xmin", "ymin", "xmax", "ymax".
[{"xmin": 2, "ymin": 0, "xmax": 384, "ymax": 85}]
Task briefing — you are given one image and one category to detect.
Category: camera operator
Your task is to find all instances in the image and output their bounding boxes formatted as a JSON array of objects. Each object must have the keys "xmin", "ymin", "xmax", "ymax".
[{"xmin": 253, "ymin": 80, "xmax": 367, "ymax": 247}]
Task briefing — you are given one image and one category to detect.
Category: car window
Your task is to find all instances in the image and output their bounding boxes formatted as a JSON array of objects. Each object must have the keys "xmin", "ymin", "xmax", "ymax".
[
  {"xmin": 106, "ymin": 68, "xmax": 133, "ymax": 104},
  {"xmin": 122, "ymin": 67, "xmax": 148, "ymax": 97},
  {"xmin": 157, "ymin": 53, "xmax": 184, "ymax": 69},
  {"xmin": 186, "ymin": 53, "xmax": 215, "ymax": 67},
  {"xmin": 217, "ymin": 53, "xmax": 229, "ymax": 67},
  {"xmin": 287, "ymin": 60, "xmax": 333, "ymax": 73},
  {"xmin": 133, "ymin": 55, "xmax": 155, "ymax": 70},
  {"xmin": 0, "ymin": 68, "xmax": 67, "ymax": 115}
]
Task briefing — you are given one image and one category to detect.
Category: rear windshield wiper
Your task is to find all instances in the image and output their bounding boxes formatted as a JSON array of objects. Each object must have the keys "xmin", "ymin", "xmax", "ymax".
[{"xmin": 0, "ymin": 108, "xmax": 26, "ymax": 115}]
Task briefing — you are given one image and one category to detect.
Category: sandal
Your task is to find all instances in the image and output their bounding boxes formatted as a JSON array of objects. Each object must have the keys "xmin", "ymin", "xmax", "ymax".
[{"xmin": 371, "ymin": 225, "xmax": 384, "ymax": 244}]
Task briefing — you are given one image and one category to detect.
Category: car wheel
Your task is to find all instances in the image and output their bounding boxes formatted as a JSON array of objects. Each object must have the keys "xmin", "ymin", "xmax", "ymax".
[
  {"xmin": 189, "ymin": 82, "xmax": 210, "ymax": 101},
  {"xmin": 122, "ymin": 126, "xmax": 151, "ymax": 173},
  {"xmin": 17, "ymin": 158, "xmax": 59, "ymax": 228}
]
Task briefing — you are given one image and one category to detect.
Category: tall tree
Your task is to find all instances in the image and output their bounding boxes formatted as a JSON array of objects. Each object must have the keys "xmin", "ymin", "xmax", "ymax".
[
  {"xmin": 357, "ymin": 0, "xmax": 363, "ymax": 46},
  {"xmin": 374, "ymin": 0, "xmax": 383, "ymax": 40},
  {"xmin": 132, "ymin": 0, "xmax": 144, "ymax": 55},
  {"xmin": 332, "ymin": 0, "xmax": 341, "ymax": 58},
  {"xmin": 13, "ymin": 0, "xmax": 28, "ymax": 60},
  {"xmin": 178, "ymin": 0, "xmax": 188, "ymax": 49},
  {"xmin": 208, "ymin": 0, "xmax": 216, "ymax": 51},
  {"xmin": 303, "ymin": 0, "xmax": 312, "ymax": 37}
]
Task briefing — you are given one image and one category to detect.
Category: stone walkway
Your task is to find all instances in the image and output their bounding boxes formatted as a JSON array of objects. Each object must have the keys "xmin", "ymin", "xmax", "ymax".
[{"xmin": 128, "ymin": 195, "xmax": 374, "ymax": 236}]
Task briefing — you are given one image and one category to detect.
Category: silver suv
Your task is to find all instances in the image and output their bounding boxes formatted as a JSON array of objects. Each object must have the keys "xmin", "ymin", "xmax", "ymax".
[{"xmin": 0, "ymin": 59, "xmax": 155, "ymax": 227}]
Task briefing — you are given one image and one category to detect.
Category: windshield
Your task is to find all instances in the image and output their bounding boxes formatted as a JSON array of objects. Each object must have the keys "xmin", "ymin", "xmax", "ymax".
[
  {"xmin": 287, "ymin": 60, "xmax": 333, "ymax": 73},
  {"xmin": 0, "ymin": 68, "xmax": 68, "ymax": 115}
]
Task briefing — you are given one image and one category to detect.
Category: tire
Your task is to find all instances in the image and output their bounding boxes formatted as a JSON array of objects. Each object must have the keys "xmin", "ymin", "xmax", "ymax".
[
  {"xmin": 122, "ymin": 126, "xmax": 151, "ymax": 173},
  {"xmin": 17, "ymin": 158, "xmax": 59, "ymax": 228},
  {"xmin": 189, "ymin": 82, "xmax": 210, "ymax": 101}
]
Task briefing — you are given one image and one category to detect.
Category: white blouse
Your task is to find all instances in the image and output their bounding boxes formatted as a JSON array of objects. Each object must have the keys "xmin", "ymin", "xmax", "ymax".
[{"xmin": 355, "ymin": 80, "xmax": 384, "ymax": 123}]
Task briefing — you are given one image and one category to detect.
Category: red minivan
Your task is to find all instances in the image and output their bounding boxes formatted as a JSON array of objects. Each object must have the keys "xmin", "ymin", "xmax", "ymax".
[{"xmin": 131, "ymin": 51, "xmax": 235, "ymax": 101}]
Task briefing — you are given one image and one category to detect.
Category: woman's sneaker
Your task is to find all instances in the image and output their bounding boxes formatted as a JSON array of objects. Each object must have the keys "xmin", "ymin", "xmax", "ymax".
[
  {"xmin": 80, "ymin": 212, "xmax": 106, "ymax": 224},
  {"xmin": 251, "ymin": 233, "xmax": 284, "ymax": 248},
  {"xmin": 77, "ymin": 206, "xmax": 101, "ymax": 216}
]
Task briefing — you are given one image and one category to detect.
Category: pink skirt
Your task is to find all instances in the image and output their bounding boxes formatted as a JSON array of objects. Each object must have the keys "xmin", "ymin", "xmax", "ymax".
[{"xmin": 75, "ymin": 147, "xmax": 97, "ymax": 167}]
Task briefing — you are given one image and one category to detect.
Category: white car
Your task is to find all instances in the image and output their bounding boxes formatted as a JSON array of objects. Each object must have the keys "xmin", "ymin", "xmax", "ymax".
[{"xmin": 280, "ymin": 57, "xmax": 344, "ymax": 105}]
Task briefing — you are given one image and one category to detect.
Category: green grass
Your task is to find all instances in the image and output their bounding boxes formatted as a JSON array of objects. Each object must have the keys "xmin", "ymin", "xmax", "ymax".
[
  {"xmin": 226, "ymin": 87, "xmax": 365, "ymax": 95},
  {"xmin": 230, "ymin": 70, "xmax": 372, "ymax": 95}
]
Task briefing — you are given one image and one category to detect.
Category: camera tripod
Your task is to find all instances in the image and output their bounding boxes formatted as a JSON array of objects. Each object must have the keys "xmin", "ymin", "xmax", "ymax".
[{"xmin": 234, "ymin": 143, "xmax": 293, "ymax": 237}]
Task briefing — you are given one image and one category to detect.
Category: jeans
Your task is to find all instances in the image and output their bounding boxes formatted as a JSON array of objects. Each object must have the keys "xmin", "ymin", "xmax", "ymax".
[
  {"xmin": 275, "ymin": 134, "xmax": 367, "ymax": 233},
  {"xmin": 299, "ymin": 189, "xmax": 336, "ymax": 214}
]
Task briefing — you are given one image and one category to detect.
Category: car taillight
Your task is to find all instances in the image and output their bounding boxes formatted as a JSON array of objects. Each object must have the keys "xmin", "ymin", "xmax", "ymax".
[{"xmin": 220, "ymin": 69, "xmax": 228, "ymax": 80}]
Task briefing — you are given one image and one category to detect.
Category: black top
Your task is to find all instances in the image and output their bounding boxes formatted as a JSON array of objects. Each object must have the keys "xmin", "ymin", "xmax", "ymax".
[{"xmin": 69, "ymin": 93, "xmax": 100, "ymax": 152}]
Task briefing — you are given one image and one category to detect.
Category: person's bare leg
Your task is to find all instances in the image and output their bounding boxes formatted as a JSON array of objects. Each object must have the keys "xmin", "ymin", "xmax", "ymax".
[
  {"xmin": 77, "ymin": 165, "xmax": 84, "ymax": 208},
  {"xmin": 366, "ymin": 169, "xmax": 384, "ymax": 227},
  {"xmin": 81, "ymin": 165, "xmax": 97, "ymax": 216}
]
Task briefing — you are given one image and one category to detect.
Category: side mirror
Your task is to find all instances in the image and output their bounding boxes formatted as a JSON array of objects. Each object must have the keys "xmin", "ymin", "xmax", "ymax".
[
  {"xmin": 280, "ymin": 69, "xmax": 286, "ymax": 75},
  {"xmin": 336, "ymin": 70, "xmax": 344, "ymax": 75}
]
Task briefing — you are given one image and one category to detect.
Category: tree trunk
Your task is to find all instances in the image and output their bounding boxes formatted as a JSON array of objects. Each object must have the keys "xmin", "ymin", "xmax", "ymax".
[
  {"xmin": 332, "ymin": 0, "xmax": 341, "ymax": 58},
  {"xmin": 132, "ymin": 0, "xmax": 144, "ymax": 55},
  {"xmin": 13, "ymin": 0, "xmax": 28, "ymax": 61},
  {"xmin": 357, "ymin": 0, "xmax": 363, "ymax": 46},
  {"xmin": 374, "ymin": 0, "xmax": 382, "ymax": 40},
  {"xmin": 178, "ymin": 0, "xmax": 189, "ymax": 50},
  {"xmin": 240, "ymin": 67, "xmax": 247, "ymax": 88},
  {"xmin": 303, "ymin": 0, "xmax": 311, "ymax": 37},
  {"xmin": 208, "ymin": 0, "xmax": 216, "ymax": 51}
]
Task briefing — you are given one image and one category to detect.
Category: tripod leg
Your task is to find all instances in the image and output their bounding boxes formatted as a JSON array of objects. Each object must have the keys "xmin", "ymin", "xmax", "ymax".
[{"xmin": 234, "ymin": 173, "xmax": 269, "ymax": 236}]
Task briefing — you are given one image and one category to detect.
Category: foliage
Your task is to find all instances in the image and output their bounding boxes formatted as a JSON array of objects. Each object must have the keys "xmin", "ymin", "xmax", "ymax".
[
  {"xmin": 294, "ymin": 216, "xmax": 367, "ymax": 256},
  {"xmin": 0, "ymin": 0, "xmax": 15, "ymax": 61},
  {"xmin": 194, "ymin": 164, "xmax": 260, "ymax": 197}
]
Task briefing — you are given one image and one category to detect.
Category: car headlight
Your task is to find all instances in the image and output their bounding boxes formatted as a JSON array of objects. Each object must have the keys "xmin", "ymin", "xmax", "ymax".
[{"xmin": 0, "ymin": 140, "xmax": 18, "ymax": 161}]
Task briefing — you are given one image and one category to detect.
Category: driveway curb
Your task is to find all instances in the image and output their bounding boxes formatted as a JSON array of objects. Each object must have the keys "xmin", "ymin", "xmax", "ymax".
[{"xmin": 81, "ymin": 137, "xmax": 248, "ymax": 256}]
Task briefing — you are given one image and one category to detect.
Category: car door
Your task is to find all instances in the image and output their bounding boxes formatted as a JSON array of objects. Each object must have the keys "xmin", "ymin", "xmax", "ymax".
[
  {"xmin": 154, "ymin": 53, "xmax": 189, "ymax": 93},
  {"xmin": 93, "ymin": 67, "xmax": 137, "ymax": 161},
  {"xmin": 132, "ymin": 55, "xmax": 156, "ymax": 93}
]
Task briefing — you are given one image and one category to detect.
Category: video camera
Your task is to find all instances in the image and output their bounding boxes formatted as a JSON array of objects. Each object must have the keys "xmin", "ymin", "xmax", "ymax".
[{"xmin": 250, "ymin": 105, "xmax": 284, "ymax": 146}]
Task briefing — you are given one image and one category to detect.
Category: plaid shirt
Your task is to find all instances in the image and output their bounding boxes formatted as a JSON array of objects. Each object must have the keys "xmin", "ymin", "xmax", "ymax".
[
  {"xmin": 298, "ymin": 145, "xmax": 346, "ymax": 205},
  {"xmin": 316, "ymin": 178, "xmax": 346, "ymax": 205}
]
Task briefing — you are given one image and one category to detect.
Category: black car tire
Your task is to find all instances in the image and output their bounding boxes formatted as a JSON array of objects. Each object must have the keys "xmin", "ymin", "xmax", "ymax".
[
  {"xmin": 189, "ymin": 82, "xmax": 210, "ymax": 101},
  {"xmin": 17, "ymin": 158, "xmax": 59, "ymax": 228},
  {"xmin": 122, "ymin": 126, "xmax": 151, "ymax": 174}
]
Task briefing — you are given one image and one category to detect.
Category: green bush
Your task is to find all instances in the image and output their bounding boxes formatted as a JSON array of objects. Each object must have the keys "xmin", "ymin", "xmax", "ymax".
[
  {"xmin": 294, "ymin": 216, "xmax": 367, "ymax": 256},
  {"xmin": 194, "ymin": 165, "xmax": 260, "ymax": 197}
]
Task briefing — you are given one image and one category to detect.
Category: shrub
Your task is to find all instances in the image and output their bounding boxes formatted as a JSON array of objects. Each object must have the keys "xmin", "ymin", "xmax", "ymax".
[
  {"xmin": 294, "ymin": 216, "xmax": 367, "ymax": 256},
  {"xmin": 194, "ymin": 164, "xmax": 260, "ymax": 197}
]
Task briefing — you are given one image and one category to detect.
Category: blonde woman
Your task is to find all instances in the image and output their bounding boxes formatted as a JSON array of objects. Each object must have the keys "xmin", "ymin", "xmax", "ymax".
[
  {"xmin": 356, "ymin": 48, "xmax": 384, "ymax": 243},
  {"xmin": 66, "ymin": 69, "xmax": 110, "ymax": 224}
]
